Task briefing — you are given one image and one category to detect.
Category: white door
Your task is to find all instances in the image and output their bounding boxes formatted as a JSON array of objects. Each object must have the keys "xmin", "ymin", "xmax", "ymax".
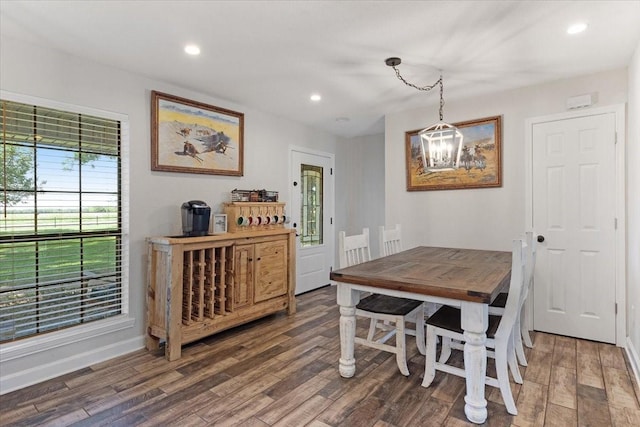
[
  {"xmin": 290, "ymin": 148, "xmax": 334, "ymax": 295},
  {"xmin": 532, "ymin": 112, "xmax": 617, "ymax": 343}
]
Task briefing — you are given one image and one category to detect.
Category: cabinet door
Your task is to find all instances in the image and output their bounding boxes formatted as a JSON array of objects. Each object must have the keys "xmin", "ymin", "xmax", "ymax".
[
  {"xmin": 254, "ymin": 240, "xmax": 288, "ymax": 303},
  {"xmin": 233, "ymin": 244, "xmax": 254, "ymax": 309}
]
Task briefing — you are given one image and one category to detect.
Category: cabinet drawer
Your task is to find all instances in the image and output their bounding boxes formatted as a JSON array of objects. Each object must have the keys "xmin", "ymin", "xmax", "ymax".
[{"xmin": 254, "ymin": 240, "xmax": 288, "ymax": 302}]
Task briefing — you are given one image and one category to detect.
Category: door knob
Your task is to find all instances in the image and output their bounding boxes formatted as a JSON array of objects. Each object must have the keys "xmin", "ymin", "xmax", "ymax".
[{"xmin": 537, "ymin": 235, "xmax": 545, "ymax": 243}]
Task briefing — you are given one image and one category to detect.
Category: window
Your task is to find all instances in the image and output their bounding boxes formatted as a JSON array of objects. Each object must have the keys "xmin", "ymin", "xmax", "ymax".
[
  {"xmin": 300, "ymin": 164, "xmax": 323, "ymax": 246},
  {"xmin": 0, "ymin": 97, "xmax": 127, "ymax": 343}
]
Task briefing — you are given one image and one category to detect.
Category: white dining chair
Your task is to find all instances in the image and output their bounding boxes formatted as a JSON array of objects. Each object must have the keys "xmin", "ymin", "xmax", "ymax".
[
  {"xmin": 422, "ymin": 238, "xmax": 526, "ymax": 415},
  {"xmin": 339, "ymin": 228, "xmax": 425, "ymax": 376},
  {"xmin": 378, "ymin": 224, "xmax": 403, "ymax": 257},
  {"xmin": 488, "ymin": 230, "xmax": 537, "ymax": 366},
  {"xmin": 379, "ymin": 224, "xmax": 441, "ymax": 320},
  {"xmin": 440, "ymin": 231, "xmax": 537, "ymax": 371}
]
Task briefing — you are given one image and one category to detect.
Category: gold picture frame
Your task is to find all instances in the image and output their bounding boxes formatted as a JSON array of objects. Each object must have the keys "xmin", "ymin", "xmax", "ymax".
[
  {"xmin": 405, "ymin": 115, "xmax": 502, "ymax": 191},
  {"xmin": 151, "ymin": 90, "xmax": 244, "ymax": 176}
]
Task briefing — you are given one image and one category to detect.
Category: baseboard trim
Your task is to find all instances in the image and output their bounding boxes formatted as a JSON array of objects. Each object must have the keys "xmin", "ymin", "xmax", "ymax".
[
  {"xmin": 626, "ymin": 336, "xmax": 640, "ymax": 389},
  {"xmin": 0, "ymin": 335, "xmax": 145, "ymax": 395}
]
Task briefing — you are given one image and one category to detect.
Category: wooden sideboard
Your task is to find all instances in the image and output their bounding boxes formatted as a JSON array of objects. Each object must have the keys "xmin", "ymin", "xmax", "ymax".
[{"xmin": 146, "ymin": 228, "xmax": 296, "ymax": 360}]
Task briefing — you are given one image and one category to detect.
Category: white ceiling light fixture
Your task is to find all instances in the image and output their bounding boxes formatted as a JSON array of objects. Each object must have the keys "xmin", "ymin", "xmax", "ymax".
[
  {"xmin": 567, "ymin": 22, "xmax": 587, "ymax": 35},
  {"xmin": 386, "ymin": 57, "xmax": 463, "ymax": 172},
  {"xmin": 310, "ymin": 93, "xmax": 322, "ymax": 102},
  {"xmin": 184, "ymin": 44, "xmax": 201, "ymax": 55}
]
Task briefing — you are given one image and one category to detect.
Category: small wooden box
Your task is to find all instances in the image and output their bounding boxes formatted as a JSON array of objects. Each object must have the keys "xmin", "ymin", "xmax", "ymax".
[{"xmin": 224, "ymin": 202, "xmax": 286, "ymax": 233}]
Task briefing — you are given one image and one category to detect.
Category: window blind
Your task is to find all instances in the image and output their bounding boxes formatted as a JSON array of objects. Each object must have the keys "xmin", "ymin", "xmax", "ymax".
[{"xmin": 0, "ymin": 99, "xmax": 124, "ymax": 342}]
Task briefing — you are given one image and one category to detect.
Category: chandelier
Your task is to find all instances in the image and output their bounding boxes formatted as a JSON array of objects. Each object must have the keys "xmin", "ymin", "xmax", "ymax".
[{"xmin": 385, "ymin": 57, "xmax": 463, "ymax": 172}]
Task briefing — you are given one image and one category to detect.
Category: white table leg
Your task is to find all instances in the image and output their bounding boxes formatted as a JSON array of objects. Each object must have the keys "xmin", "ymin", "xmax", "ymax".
[
  {"xmin": 461, "ymin": 301, "xmax": 489, "ymax": 424},
  {"xmin": 336, "ymin": 284, "xmax": 359, "ymax": 378}
]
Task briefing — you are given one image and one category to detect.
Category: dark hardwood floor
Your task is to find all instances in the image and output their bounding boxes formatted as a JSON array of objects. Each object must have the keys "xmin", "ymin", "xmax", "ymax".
[{"xmin": 1, "ymin": 285, "xmax": 639, "ymax": 426}]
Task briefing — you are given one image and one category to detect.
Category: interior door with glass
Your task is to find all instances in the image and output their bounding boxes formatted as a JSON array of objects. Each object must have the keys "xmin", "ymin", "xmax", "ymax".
[{"xmin": 290, "ymin": 148, "xmax": 334, "ymax": 295}]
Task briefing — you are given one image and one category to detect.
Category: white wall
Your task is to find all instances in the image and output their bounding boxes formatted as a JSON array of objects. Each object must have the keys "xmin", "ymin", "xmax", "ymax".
[
  {"xmin": 335, "ymin": 133, "xmax": 385, "ymax": 260},
  {"xmin": 0, "ymin": 35, "xmax": 337, "ymax": 393},
  {"xmin": 627, "ymin": 40, "xmax": 640, "ymax": 381},
  {"xmin": 385, "ymin": 68, "xmax": 628, "ymax": 252}
]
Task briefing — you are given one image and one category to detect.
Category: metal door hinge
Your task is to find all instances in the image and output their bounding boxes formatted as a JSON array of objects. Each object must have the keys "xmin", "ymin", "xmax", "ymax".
[
  {"xmin": 615, "ymin": 303, "xmax": 618, "ymax": 314},
  {"xmin": 330, "ymin": 167, "xmax": 333, "ymax": 175},
  {"xmin": 614, "ymin": 218, "xmax": 618, "ymax": 229}
]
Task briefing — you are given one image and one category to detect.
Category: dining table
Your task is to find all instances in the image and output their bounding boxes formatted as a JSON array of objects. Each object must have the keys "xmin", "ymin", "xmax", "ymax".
[{"xmin": 329, "ymin": 245, "xmax": 512, "ymax": 425}]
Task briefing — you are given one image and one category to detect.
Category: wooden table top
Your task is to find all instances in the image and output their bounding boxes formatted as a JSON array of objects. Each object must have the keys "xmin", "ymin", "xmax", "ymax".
[{"xmin": 330, "ymin": 246, "xmax": 512, "ymax": 304}]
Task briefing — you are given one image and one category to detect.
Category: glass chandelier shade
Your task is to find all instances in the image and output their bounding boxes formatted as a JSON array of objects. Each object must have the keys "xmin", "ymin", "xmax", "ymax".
[{"xmin": 418, "ymin": 122, "xmax": 464, "ymax": 171}]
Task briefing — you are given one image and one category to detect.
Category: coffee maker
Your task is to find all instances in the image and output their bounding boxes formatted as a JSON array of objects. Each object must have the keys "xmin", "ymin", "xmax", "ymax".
[{"xmin": 181, "ymin": 200, "xmax": 211, "ymax": 237}]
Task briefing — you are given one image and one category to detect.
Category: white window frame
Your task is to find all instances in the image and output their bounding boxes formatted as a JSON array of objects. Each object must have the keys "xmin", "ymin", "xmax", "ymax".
[{"xmin": 0, "ymin": 90, "xmax": 133, "ymax": 362}]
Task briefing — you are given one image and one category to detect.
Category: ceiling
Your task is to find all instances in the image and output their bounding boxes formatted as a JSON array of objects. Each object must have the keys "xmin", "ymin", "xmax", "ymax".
[{"xmin": 1, "ymin": 1, "xmax": 639, "ymax": 138}]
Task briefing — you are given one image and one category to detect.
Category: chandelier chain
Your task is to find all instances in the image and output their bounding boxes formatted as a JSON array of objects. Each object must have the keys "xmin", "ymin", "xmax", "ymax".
[
  {"xmin": 439, "ymin": 77, "xmax": 444, "ymax": 122},
  {"xmin": 391, "ymin": 65, "xmax": 445, "ymax": 122},
  {"xmin": 391, "ymin": 66, "xmax": 441, "ymax": 92}
]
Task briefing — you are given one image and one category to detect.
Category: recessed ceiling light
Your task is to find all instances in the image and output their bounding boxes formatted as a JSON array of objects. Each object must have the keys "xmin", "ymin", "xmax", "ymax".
[
  {"xmin": 184, "ymin": 44, "xmax": 201, "ymax": 55},
  {"xmin": 310, "ymin": 93, "xmax": 322, "ymax": 102},
  {"xmin": 567, "ymin": 22, "xmax": 587, "ymax": 35}
]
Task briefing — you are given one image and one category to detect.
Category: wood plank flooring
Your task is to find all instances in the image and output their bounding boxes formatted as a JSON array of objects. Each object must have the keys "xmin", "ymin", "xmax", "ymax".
[{"xmin": 1, "ymin": 285, "xmax": 639, "ymax": 426}]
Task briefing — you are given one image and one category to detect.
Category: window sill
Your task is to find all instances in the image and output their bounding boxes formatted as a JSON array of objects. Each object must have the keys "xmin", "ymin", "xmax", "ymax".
[{"xmin": 0, "ymin": 315, "xmax": 136, "ymax": 362}]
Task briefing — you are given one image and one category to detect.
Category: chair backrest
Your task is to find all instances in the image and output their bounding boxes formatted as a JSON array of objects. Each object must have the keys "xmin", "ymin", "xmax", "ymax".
[
  {"xmin": 495, "ymin": 238, "xmax": 526, "ymax": 339},
  {"xmin": 379, "ymin": 224, "xmax": 403, "ymax": 257},
  {"xmin": 522, "ymin": 230, "xmax": 538, "ymax": 302},
  {"xmin": 339, "ymin": 228, "xmax": 372, "ymax": 268}
]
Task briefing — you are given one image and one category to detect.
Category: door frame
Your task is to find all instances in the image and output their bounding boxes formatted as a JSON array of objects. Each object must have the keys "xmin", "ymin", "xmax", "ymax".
[
  {"xmin": 525, "ymin": 104, "xmax": 626, "ymax": 346},
  {"xmin": 288, "ymin": 145, "xmax": 336, "ymax": 293}
]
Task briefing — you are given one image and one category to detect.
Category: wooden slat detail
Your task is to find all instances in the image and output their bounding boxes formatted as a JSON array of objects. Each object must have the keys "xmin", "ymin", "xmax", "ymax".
[
  {"xmin": 577, "ymin": 385, "xmax": 612, "ymax": 427},
  {"xmin": 534, "ymin": 332, "xmax": 556, "ymax": 353},
  {"xmin": 609, "ymin": 404, "xmax": 640, "ymax": 426},
  {"xmin": 431, "ymin": 373, "xmax": 466, "ymax": 403},
  {"xmin": 215, "ymin": 246, "xmax": 227, "ymax": 315},
  {"xmin": 133, "ymin": 388, "xmax": 218, "ymax": 427},
  {"xmin": 577, "ymin": 340, "xmax": 605, "ymax": 389},
  {"xmin": 544, "ymin": 402, "xmax": 578, "ymax": 426},
  {"xmin": 182, "ymin": 250, "xmax": 194, "ymax": 324},
  {"xmin": 340, "ymin": 395, "xmax": 387, "ymax": 426},
  {"xmin": 224, "ymin": 246, "xmax": 234, "ymax": 311},
  {"xmin": 0, "ymin": 404, "xmax": 39, "ymax": 425},
  {"xmin": 213, "ymin": 393, "xmax": 276, "ymax": 427},
  {"xmin": 83, "ymin": 370, "xmax": 183, "ymax": 415},
  {"xmin": 196, "ymin": 374, "xmax": 282, "ymax": 423},
  {"xmin": 514, "ymin": 380, "xmax": 548, "ymax": 426},
  {"xmin": 599, "ymin": 343, "xmax": 628, "ymax": 370},
  {"xmin": 525, "ymin": 349, "xmax": 553, "ymax": 385},
  {"xmin": 406, "ymin": 397, "xmax": 452, "ymax": 426},
  {"xmin": 166, "ymin": 413, "xmax": 209, "ymax": 427},
  {"xmin": 548, "ymin": 365, "xmax": 577, "ymax": 409},
  {"xmin": 552, "ymin": 336, "xmax": 577, "ymax": 369},
  {"xmin": 602, "ymin": 366, "xmax": 640, "ymax": 409},
  {"xmin": 314, "ymin": 377, "xmax": 381, "ymax": 425},
  {"xmin": 256, "ymin": 376, "xmax": 332, "ymax": 425},
  {"xmin": 196, "ymin": 249, "xmax": 205, "ymax": 321},
  {"xmin": 203, "ymin": 248, "xmax": 215, "ymax": 318}
]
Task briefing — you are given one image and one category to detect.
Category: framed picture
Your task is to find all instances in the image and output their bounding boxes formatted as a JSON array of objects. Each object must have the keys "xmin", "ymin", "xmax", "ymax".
[
  {"xmin": 405, "ymin": 115, "xmax": 502, "ymax": 191},
  {"xmin": 213, "ymin": 214, "xmax": 228, "ymax": 234},
  {"xmin": 151, "ymin": 90, "xmax": 244, "ymax": 176}
]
